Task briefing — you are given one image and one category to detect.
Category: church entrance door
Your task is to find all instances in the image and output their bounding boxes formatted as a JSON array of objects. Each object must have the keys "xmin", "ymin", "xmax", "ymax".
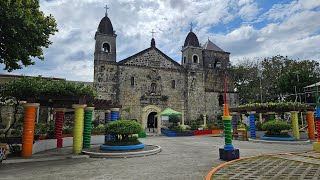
[
  {"xmin": 147, "ymin": 112, "xmax": 157, "ymax": 133},
  {"xmin": 142, "ymin": 105, "xmax": 161, "ymax": 135}
]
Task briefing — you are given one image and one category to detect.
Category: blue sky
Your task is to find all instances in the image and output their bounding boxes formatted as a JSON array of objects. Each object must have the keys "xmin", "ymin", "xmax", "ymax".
[{"xmin": 1, "ymin": 0, "xmax": 320, "ymax": 82}]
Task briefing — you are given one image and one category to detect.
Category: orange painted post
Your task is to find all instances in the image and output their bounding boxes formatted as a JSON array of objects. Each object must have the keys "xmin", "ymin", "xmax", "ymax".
[
  {"xmin": 306, "ymin": 111, "xmax": 315, "ymax": 139},
  {"xmin": 21, "ymin": 103, "xmax": 39, "ymax": 158}
]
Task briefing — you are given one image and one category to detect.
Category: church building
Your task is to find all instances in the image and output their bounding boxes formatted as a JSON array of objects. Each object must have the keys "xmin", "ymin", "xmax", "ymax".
[{"xmin": 93, "ymin": 8, "xmax": 239, "ymax": 133}]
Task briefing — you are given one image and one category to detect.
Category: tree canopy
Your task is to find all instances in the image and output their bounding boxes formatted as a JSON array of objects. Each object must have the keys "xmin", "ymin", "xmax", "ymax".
[
  {"xmin": 0, "ymin": 77, "xmax": 97, "ymax": 103},
  {"xmin": 231, "ymin": 55, "xmax": 320, "ymax": 104},
  {"xmin": 0, "ymin": 0, "xmax": 58, "ymax": 71}
]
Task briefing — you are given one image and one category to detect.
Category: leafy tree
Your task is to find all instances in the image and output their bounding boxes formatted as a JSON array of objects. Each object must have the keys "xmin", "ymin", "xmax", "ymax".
[
  {"xmin": 0, "ymin": 0, "xmax": 58, "ymax": 71},
  {"xmin": 105, "ymin": 120, "xmax": 143, "ymax": 141},
  {"xmin": 232, "ymin": 55, "xmax": 320, "ymax": 104}
]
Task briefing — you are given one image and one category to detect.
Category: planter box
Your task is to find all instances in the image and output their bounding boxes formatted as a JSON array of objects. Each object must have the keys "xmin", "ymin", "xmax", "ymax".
[
  {"xmin": 260, "ymin": 136, "xmax": 296, "ymax": 141},
  {"xmin": 212, "ymin": 130, "xmax": 221, "ymax": 134},
  {"xmin": 194, "ymin": 130, "xmax": 212, "ymax": 136},
  {"xmin": 100, "ymin": 143, "xmax": 145, "ymax": 151},
  {"xmin": 161, "ymin": 129, "xmax": 193, "ymax": 137}
]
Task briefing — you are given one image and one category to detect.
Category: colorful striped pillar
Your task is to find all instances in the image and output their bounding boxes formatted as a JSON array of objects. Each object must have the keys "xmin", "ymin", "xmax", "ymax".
[
  {"xmin": 268, "ymin": 112, "xmax": 275, "ymax": 121},
  {"xmin": 223, "ymin": 104, "xmax": 234, "ymax": 150},
  {"xmin": 291, "ymin": 111, "xmax": 300, "ymax": 140},
  {"xmin": 54, "ymin": 108, "xmax": 66, "ymax": 148},
  {"xmin": 104, "ymin": 110, "xmax": 111, "ymax": 142},
  {"xmin": 72, "ymin": 104, "xmax": 86, "ymax": 154},
  {"xmin": 249, "ymin": 111, "xmax": 256, "ymax": 139},
  {"xmin": 83, "ymin": 107, "xmax": 94, "ymax": 148},
  {"xmin": 110, "ymin": 108, "xmax": 120, "ymax": 121},
  {"xmin": 313, "ymin": 106, "xmax": 320, "ymax": 151},
  {"xmin": 231, "ymin": 112, "xmax": 238, "ymax": 130},
  {"xmin": 306, "ymin": 111, "xmax": 315, "ymax": 139},
  {"xmin": 22, "ymin": 103, "xmax": 39, "ymax": 158}
]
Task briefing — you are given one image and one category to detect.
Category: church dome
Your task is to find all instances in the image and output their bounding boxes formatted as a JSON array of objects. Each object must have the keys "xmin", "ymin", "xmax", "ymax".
[
  {"xmin": 98, "ymin": 16, "xmax": 114, "ymax": 35},
  {"xmin": 184, "ymin": 31, "xmax": 200, "ymax": 47}
]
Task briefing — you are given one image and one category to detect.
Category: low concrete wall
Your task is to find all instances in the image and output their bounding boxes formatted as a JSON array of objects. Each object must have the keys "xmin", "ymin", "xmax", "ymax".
[{"xmin": 32, "ymin": 135, "xmax": 105, "ymax": 154}]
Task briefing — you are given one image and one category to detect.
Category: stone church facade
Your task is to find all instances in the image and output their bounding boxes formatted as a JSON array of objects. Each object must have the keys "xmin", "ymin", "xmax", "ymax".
[{"xmin": 93, "ymin": 12, "xmax": 238, "ymax": 132}]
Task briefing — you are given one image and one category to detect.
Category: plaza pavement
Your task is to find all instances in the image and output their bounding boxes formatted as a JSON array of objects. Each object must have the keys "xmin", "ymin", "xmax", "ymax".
[{"xmin": 0, "ymin": 136, "xmax": 313, "ymax": 180}]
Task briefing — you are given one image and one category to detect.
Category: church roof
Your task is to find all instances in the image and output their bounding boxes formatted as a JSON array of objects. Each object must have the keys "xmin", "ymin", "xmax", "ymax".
[
  {"xmin": 184, "ymin": 31, "xmax": 200, "ymax": 47},
  {"xmin": 98, "ymin": 16, "xmax": 114, "ymax": 35},
  {"xmin": 202, "ymin": 39, "xmax": 224, "ymax": 52},
  {"xmin": 118, "ymin": 46, "xmax": 182, "ymax": 70}
]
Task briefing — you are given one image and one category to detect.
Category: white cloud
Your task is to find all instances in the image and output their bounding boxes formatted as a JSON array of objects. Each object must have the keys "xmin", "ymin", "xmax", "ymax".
[{"xmin": 0, "ymin": 0, "xmax": 319, "ymax": 82}]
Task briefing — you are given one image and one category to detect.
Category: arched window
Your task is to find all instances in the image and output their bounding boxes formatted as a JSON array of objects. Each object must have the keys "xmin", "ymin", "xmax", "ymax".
[
  {"xmin": 218, "ymin": 94, "xmax": 224, "ymax": 106},
  {"xmin": 214, "ymin": 61, "xmax": 221, "ymax": 69},
  {"xmin": 193, "ymin": 55, "xmax": 198, "ymax": 63},
  {"xmin": 102, "ymin": 42, "xmax": 111, "ymax": 53},
  {"xmin": 171, "ymin": 80, "xmax": 176, "ymax": 89},
  {"xmin": 130, "ymin": 77, "xmax": 134, "ymax": 87},
  {"xmin": 183, "ymin": 57, "xmax": 186, "ymax": 64}
]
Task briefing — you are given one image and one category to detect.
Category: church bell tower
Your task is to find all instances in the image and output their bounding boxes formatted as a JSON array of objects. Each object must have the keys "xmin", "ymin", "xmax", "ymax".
[{"xmin": 94, "ymin": 5, "xmax": 117, "ymax": 63}]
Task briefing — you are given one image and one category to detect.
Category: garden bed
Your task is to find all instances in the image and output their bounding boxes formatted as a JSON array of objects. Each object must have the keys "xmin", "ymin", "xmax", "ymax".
[
  {"xmin": 161, "ymin": 129, "xmax": 221, "ymax": 137},
  {"xmin": 260, "ymin": 136, "xmax": 296, "ymax": 141},
  {"xmin": 100, "ymin": 143, "xmax": 145, "ymax": 151}
]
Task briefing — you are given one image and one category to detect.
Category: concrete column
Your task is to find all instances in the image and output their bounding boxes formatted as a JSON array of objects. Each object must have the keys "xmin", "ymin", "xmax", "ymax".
[
  {"xmin": 291, "ymin": 111, "xmax": 300, "ymax": 140},
  {"xmin": 313, "ymin": 106, "xmax": 320, "ymax": 151},
  {"xmin": 110, "ymin": 108, "xmax": 120, "ymax": 121},
  {"xmin": 249, "ymin": 111, "xmax": 256, "ymax": 139},
  {"xmin": 21, "ymin": 103, "xmax": 40, "ymax": 158},
  {"xmin": 72, "ymin": 104, "xmax": 86, "ymax": 154},
  {"xmin": 54, "ymin": 108, "xmax": 66, "ymax": 148},
  {"xmin": 306, "ymin": 111, "xmax": 315, "ymax": 139},
  {"xmin": 203, "ymin": 114, "xmax": 207, "ymax": 126},
  {"xmin": 83, "ymin": 107, "xmax": 94, "ymax": 148},
  {"xmin": 231, "ymin": 112, "xmax": 238, "ymax": 130}
]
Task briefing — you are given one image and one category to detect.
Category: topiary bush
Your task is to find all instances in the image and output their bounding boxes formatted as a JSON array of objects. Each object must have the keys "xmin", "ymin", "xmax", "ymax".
[
  {"xmin": 105, "ymin": 120, "xmax": 143, "ymax": 142},
  {"xmin": 262, "ymin": 120, "xmax": 291, "ymax": 136}
]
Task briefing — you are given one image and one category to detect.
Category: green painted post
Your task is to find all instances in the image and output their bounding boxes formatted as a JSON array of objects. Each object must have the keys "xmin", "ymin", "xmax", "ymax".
[{"xmin": 83, "ymin": 107, "xmax": 94, "ymax": 148}]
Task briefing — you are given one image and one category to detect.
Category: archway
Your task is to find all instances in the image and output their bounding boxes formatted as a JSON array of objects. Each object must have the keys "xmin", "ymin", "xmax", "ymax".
[
  {"xmin": 147, "ymin": 112, "xmax": 158, "ymax": 133},
  {"xmin": 142, "ymin": 105, "xmax": 161, "ymax": 134}
]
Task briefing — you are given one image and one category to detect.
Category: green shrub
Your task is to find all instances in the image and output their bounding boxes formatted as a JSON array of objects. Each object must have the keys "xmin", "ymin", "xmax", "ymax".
[
  {"xmin": 237, "ymin": 123, "xmax": 250, "ymax": 131},
  {"xmin": 190, "ymin": 121, "xmax": 201, "ymax": 130},
  {"xmin": 105, "ymin": 120, "xmax": 143, "ymax": 141},
  {"xmin": 262, "ymin": 120, "xmax": 290, "ymax": 135},
  {"xmin": 105, "ymin": 136, "xmax": 141, "ymax": 146},
  {"xmin": 172, "ymin": 125, "xmax": 184, "ymax": 132},
  {"xmin": 256, "ymin": 121, "xmax": 263, "ymax": 131},
  {"xmin": 169, "ymin": 115, "xmax": 180, "ymax": 126},
  {"xmin": 207, "ymin": 122, "xmax": 223, "ymax": 130},
  {"xmin": 92, "ymin": 124, "xmax": 105, "ymax": 135},
  {"xmin": 62, "ymin": 125, "xmax": 72, "ymax": 134}
]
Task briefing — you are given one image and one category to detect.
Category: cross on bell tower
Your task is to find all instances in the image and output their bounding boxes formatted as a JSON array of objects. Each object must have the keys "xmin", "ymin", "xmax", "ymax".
[
  {"xmin": 150, "ymin": 29, "xmax": 156, "ymax": 38},
  {"xmin": 190, "ymin": 22, "xmax": 193, "ymax": 32},
  {"xmin": 150, "ymin": 29, "xmax": 156, "ymax": 47},
  {"xmin": 104, "ymin": 5, "xmax": 109, "ymax": 17}
]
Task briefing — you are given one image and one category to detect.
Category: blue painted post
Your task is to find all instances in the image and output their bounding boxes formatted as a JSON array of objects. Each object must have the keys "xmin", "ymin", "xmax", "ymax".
[
  {"xmin": 110, "ymin": 108, "xmax": 119, "ymax": 121},
  {"xmin": 231, "ymin": 113, "xmax": 238, "ymax": 130},
  {"xmin": 104, "ymin": 110, "xmax": 111, "ymax": 142},
  {"xmin": 249, "ymin": 111, "xmax": 256, "ymax": 139}
]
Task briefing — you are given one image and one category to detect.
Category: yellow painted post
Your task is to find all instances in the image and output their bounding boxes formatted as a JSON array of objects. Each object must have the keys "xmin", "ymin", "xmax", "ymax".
[
  {"xmin": 72, "ymin": 104, "xmax": 86, "ymax": 154},
  {"xmin": 291, "ymin": 111, "xmax": 300, "ymax": 140}
]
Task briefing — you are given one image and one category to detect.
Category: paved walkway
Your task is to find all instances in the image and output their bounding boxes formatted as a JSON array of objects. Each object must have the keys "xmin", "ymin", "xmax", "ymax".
[
  {"xmin": 0, "ymin": 136, "xmax": 314, "ymax": 180},
  {"xmin": 208, "ymin": 152, "xmax": 320, "ymax": 180}
]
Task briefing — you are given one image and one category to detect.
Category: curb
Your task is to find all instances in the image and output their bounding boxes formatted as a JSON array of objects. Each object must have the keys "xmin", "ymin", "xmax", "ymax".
[
  {"xmin": 2, "ymin": 155, "xmax": 89, "ymax": 164},
  {"xmin": 249, "ymin": 138, "xmax": 311, "ymax": 145},
  {"xmin": 82, "ymin": 145, "xmax": 161, "ymax": 158}
]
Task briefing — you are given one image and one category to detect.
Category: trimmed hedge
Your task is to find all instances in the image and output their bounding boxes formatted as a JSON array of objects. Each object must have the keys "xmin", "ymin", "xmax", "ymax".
[
  {"xmin": 105, "ymin": 120, "xmax": 143, "ymax": 141},
  {"xmin": 262, "ymin": 120, "xmax": 291, "ymax": 136}
]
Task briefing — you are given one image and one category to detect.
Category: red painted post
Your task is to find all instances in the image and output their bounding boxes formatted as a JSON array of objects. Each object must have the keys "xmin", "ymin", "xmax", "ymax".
[{"xmin": 54, "ymin": 108, "xmax": 66, "ymax": 148}]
